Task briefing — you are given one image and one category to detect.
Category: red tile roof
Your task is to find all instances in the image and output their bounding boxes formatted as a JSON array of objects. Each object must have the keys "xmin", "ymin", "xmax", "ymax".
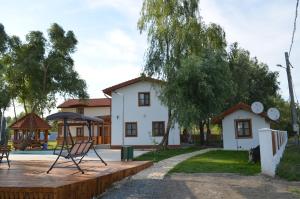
[
  {"xmin": 10, "ymin": 113, "xmax": 51, "ymax": 130},
  {"xmin": 57, "ymin": 98, "xmax": 111, "ymax": 108},
  {"xmin": 212, "ymin": 102, "xmax": 270, "ymax": 124},
  {"xmin": 103, "ymin": 76, "xmax": 163, "ymax": 96}
]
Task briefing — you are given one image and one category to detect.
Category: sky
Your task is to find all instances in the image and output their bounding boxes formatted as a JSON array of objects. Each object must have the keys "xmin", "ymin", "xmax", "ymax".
[{"xmin": 1, "ymin": 0, "xmax": 299, "ymax": 117}]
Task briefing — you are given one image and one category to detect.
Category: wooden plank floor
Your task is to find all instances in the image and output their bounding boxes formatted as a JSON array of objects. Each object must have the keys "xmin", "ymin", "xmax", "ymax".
[{"xmin": 0, "ymin": 160, "xmax": 152, "ymax": 199}]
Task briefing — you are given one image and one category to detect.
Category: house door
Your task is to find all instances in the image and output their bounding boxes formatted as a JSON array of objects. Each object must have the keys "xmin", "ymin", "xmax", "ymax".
[{"xmin": 98, "ymin": 125, "xmax": 111, "ymax": 144}]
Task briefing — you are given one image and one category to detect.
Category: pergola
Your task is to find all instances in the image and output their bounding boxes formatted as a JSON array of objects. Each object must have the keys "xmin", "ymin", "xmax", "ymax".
[{"xmin": 10, "ymin": 113, "xmax": 51, "ymax": 150}]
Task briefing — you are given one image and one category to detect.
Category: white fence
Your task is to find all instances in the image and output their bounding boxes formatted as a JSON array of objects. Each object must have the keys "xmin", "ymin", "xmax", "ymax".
[{"xmin": 258, "ymin": 128, "xmax": 288, "ymax": 177}]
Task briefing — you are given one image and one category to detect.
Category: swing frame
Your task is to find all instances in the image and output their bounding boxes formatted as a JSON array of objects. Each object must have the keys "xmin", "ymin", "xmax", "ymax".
[{"xmin": 46, "ymin": 112, "xmax": 107, "ymax": 174}]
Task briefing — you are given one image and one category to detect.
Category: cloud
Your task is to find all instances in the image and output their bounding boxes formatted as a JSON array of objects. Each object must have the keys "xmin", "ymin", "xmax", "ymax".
[
  {"xmin": 85, "ymin": 0, "xmax": 143, "ymax": 18},
  {"xmin": 200, "ymin": 0, "xmax": 300, "ymax": 100},
  {"xmin": 73, "ymin": 28, "xmax": 146, "ymax": 98}
]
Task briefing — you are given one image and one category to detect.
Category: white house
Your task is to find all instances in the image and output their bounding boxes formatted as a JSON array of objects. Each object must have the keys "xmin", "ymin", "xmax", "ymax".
[
  {"xmin": 213, "ymin": 103, "xmax": 271, "ymax": 150},
  {"xmin": 103, "ymin": 76, "xmax": 180, "ymax": 148}
]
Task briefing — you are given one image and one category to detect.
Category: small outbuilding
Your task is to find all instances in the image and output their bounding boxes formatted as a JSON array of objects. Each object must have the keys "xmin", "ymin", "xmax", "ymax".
[
  {"xmin": 10, "ymin": 113, "xmax": 51, "ymax": 150},
  {"xmin": 213, "ymin": 102, "xmax": 271, "ymax": 150}
]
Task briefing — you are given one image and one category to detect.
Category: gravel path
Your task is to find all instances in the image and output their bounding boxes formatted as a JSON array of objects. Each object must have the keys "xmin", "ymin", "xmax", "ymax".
[
  {"xmin": 100, "ymin": 173, "xmax": 300, "ymax": 199},
  {"xmin": 100, "ymin": 148, "xmax": 300, "ymax": 199}
]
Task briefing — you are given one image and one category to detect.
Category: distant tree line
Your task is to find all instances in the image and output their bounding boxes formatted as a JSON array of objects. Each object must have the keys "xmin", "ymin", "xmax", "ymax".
[{"xmin": 138, "ymin": 0, "xmax": 297, "ymax": 147}]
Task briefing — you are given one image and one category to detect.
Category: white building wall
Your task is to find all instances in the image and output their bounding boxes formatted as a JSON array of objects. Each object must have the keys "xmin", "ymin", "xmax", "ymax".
[
  {"xmin": 111, "ymin": 81, "xmax": 180, "ymax": 146},
  {"xmin": 222, "ymin": 110, "xmax": 270, "ymax": 150}
]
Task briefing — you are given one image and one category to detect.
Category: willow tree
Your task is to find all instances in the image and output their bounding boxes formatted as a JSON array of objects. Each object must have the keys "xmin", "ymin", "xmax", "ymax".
[{"xmin": 138, "ymin": 0, "xmax": 229, "ymax": 147}]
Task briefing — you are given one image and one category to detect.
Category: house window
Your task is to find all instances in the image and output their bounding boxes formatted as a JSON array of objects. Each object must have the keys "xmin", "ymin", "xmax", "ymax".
[
  {"xmin": 152, "ymin": 121, "xmax": 165, "ymax": 136},
  {"xmin": 76, "ymin": 107, "xmax": 84, "ymax": 115},
  {"xmin": 125, "ymin": 122, "xmax": 137, "ymax": 137},
  {"xmin": 76, "ymin": 127, "xmax": 84, "ymax": 137},
  {"xmin": 138, "ymin": 92, "xmax": 150, "ymax": 106},
  {"xmin": 235, "ymin": 119, "xmax": 252, "ymax": 138}
]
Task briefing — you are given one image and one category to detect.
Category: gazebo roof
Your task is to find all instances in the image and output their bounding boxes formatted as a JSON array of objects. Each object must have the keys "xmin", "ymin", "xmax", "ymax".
[{"xmin": 10, "ymin": 113, "xmax": 51, "ymax": 131}]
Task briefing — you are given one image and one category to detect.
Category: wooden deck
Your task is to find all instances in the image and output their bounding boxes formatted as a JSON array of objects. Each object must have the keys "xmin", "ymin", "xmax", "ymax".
[{"xmin": 0, "ymin": 160, "xmax": 152, "ymax": 199}]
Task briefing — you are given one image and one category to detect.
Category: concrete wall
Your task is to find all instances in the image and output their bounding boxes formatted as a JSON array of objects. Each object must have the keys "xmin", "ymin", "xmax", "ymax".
[
  {"xmin": 222, "ymin": 110, "xmax": 270, "ymax": 150},
  {"xmin": 259, "ymin": 128, "xmax": 288, "ymax": 177},
  {"xmin": 111, "ymin": 81, "xmax": 180, "ymax": 146}
]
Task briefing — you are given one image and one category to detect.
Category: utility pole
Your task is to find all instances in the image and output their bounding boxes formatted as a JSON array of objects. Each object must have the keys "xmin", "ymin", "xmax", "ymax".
[{"xmin": 284, "ymin": 52, "xmax": 299, "ymax": 138}]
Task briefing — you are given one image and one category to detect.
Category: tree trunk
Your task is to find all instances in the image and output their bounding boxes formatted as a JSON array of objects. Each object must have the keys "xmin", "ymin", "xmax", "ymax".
[
  {"xmin": 206, "ymin": 119, "xmax": 211, "ymax": 145},
  {"xmin": 12, "ymin": 99, "xmax": 17, "ymax": 121},
  {"xmin": 199, "ymin": 120, "xmax": 205, "ymax": 146},
  {"xmin": 23, "ymin": 99, "xmax": 28, "ymax": 114},
  {"xmin": 159, "ymin": 109, "xmax": 172, "ymax": 150}
]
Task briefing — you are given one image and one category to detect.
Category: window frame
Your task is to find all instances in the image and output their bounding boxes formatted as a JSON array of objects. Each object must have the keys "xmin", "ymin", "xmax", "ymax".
[
  {"xmin": 76, "ymin": 107, "xmax": 84, "ymax": 115},
  {"xmin": 235, "ymin": 119, "xmax": 252, "ymax": 139},
  {"xmin": 138, "ymin": 92, "xmax": 150, "ymax": 106},
  {"xmin": 152, "ymin": 121, "xmax": 165, "ymax": 137},
  {"xmin": 125, "ymin": 122, "xmax": 138, "ymax": 137},
  {"xmin": 76, "ymin": 127, "xmax": 84, "ymax": 137}
]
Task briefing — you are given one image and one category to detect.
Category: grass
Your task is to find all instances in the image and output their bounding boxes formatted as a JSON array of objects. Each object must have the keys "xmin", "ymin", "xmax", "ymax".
[
  {"xmin": 277, "ymin": 143, "xmax": 300, "ymax": 181},
  {"xmin": 289, "ymin": 187, "xmax": 300, "ymax": 196},
  {"xmin": 169, "ymin": 150, "xmax": 261, "ymax": 175},
  {"xmin": 134, "ymin": 146, "xmax": 203, "ymax": 162}
]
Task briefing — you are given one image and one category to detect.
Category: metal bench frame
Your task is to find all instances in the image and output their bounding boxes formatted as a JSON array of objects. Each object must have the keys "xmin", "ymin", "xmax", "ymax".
[
  {"xmin": 46, "ymin": 112, "xmax": 107, "ymax": 174},
  {"xmin": 0, "ymin": 145, "xmax": 11, "ymax": 168}
]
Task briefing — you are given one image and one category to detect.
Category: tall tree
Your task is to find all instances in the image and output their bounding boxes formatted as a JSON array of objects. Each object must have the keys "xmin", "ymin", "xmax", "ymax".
[
  {"xmin": 138, "ymin": 0, "xmax": 229, "ymax": 147},
  {"xmin": 0, "ymin": 23, "xmax": 11, "ymax": 144},
  {"xmin": 4, "ymin": 23, "xmax": 88, "ymax": 115},
  {"xmin": 1, "ymin": 23, "xmax": 88, "ymax": 149},
  {"xmin": 227, "ymin": 42, "xmax": 279, "ymax": 108}
]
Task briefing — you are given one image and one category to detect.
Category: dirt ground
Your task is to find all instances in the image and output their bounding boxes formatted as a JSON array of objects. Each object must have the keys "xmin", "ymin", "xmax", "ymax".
[{"xmin": 100, "ymin": 173, "xmax": 300, "ymax": 199}]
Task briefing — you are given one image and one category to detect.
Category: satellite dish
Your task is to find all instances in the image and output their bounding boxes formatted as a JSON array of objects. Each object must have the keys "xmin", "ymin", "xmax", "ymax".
[
  {"xmin": 251, "ymin": 101, "xmax": 264, "ymax": 114},
  {"xmin": 267, "ymin": 108, "xmax": 280, "ymax": 121}
]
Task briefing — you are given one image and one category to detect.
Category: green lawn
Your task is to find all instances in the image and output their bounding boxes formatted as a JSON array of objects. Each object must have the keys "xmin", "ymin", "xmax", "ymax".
[
  {"xmin": 134, "ymin": 146, "xmax": 203, "ymax": 162},
  {"xmin": 169, "ymin": 150, "xmax": 261, "ymax": 175},
  {"xmin": 277, "ymin": 143, "xmax": 300, "ymax": 181}
]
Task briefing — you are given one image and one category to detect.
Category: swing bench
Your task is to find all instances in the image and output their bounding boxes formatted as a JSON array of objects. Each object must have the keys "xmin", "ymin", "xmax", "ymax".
[{"xmin": 46, "ymin": 112, "xmax": 107, "ymax": 174}]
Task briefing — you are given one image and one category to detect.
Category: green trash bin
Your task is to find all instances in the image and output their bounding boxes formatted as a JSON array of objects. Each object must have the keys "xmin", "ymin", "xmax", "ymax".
[{"xmin": 121, "ymin": 146, "xmax": 134, "ymax": 161}]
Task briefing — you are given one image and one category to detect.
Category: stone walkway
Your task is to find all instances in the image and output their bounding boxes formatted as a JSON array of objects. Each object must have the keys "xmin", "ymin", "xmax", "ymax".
[{"xmin": 132, "ymin": 148, "xmax": 217, "ymax": 180}]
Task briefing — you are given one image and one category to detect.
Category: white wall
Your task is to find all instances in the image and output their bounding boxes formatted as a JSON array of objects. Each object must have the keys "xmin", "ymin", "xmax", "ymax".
[
  {"xmin": 222, "ymin": 110, "xmax": 270, "ymax": 150},
  {"xmin": 259, "ymin": 128, "xmax": 288, "ymax": 177},
  {"xmin": 111, "ymin": 81, "xmax": 180, "ymax": 146}
]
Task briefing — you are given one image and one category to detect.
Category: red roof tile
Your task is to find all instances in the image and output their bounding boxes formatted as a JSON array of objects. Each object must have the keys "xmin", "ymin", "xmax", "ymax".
[
  {"xmin": 102, "ymin": 76, "xmax": 163, "ymax": 96},
  {"xmin": 57, "ymin": 98, "xmax": 111, "ymax": 108},
  {"xmin": 10, "ymin": 113, "xmax": 51, "ymax": 130},
  {"xmin": 212, "ymin": 102, "xmax": 270, "ymax": 124}
]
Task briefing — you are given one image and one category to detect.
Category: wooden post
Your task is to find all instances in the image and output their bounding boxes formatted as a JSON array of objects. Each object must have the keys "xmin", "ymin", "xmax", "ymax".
[{"xmin": 45, "ymin": 130, "xmax": 49, "ymax": 142}]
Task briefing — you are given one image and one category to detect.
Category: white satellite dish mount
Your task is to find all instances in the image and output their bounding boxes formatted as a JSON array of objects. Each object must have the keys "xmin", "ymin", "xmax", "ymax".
[{"xmin": 251, "ymin": 101, "xmax": 264, "ymax": 114}]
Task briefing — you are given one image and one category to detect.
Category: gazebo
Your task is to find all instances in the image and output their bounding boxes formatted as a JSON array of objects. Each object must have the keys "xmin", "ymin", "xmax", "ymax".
[{"xmin": 10, "ymin": 113, "xmax": 51, "ymax": 150}]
